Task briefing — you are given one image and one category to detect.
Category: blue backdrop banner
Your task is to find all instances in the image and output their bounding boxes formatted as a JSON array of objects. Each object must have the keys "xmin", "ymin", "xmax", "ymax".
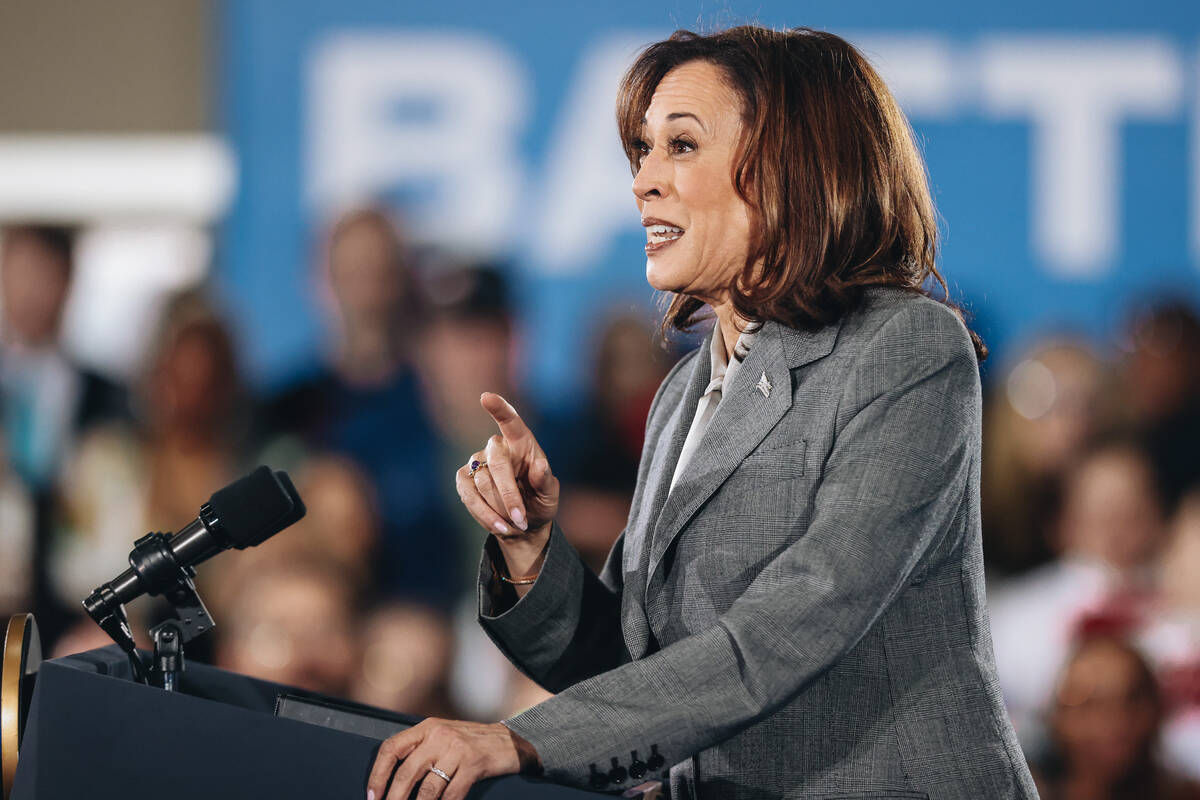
[{"xmin": 221, "ymin": 0, "xmax": 1200, "ymax": 410}]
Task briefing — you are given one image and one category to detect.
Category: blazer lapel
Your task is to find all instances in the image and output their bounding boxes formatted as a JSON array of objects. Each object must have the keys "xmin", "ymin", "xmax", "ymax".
[
  {"xmin": 640, "ymin": 341, "xmax": 711, "ymax": 547},
  {"xmin": 621, "ymin": 342, "xmax": 710, "ymax": 658},
  {"xmin": 644, "ymin": 317, "xmax": 844, "ymax": 603}
]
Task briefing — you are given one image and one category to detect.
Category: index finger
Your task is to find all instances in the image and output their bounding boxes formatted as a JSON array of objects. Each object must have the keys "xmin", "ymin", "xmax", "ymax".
[
  {"xmin": 367, "ymin": 728, "xmax": 421, "ymax": 799},
  {"xmin": 480, "ymin": 393, "xmax": 530, "ymax": 443}
]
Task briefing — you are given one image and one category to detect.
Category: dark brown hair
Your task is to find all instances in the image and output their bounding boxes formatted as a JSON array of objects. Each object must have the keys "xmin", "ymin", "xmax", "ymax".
[{"xmin": 617, "ymin": 26, "xmax": 986, "ymax": 361}]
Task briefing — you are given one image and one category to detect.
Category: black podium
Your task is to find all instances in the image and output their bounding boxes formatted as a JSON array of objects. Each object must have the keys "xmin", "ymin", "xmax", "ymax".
[{"xmin": 10, "ymin": 646, "xmax": 615, "ymax": 799}]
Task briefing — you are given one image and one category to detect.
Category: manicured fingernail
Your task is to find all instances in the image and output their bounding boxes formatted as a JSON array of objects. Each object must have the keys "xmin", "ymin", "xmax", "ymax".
[
  {"xmin": 511, "ymin": 508, "xmax": 527, "ymax": 530},
  {"xmin": 367, "ymin": 791, "xmax": 375, "ymax": 800},
  {"xmin": 494, "ymin": 520, "xmax": 510, "ymax": 534}
]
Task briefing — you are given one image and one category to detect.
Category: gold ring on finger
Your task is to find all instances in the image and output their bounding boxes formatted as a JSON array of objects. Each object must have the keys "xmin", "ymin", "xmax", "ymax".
[{"xmin": 469, "ymin": 459, "xmax": 488, "ymax": 479}]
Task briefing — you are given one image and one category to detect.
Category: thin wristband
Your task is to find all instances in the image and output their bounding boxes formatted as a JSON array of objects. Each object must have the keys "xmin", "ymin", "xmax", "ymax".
[{"xmin": 496, "ymin": 535, "xmax": 550, "ymax": 586}]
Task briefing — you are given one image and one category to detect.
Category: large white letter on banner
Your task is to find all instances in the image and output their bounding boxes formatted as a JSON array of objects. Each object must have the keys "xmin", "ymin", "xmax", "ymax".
[
  {"xmin": 307, "ymin": 33, "xmax": 528, "ymax": 254},
  {"xmin": 531, "ymin": 33, "xmax": 662, "ymax": 274},
  {"xmin": 979, "ymin": 37, "xmax": 1182, "ymax": 278}
]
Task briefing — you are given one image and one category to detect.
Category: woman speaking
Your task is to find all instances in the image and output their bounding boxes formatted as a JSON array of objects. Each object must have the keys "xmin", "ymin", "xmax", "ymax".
[{"xmin": 368, "ymin": 26, "xmax": 1038, "ymax": 800}]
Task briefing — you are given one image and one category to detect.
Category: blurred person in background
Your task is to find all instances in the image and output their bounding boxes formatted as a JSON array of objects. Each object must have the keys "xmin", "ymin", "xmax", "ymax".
[
  {"xmin": 1120, "ymin": 299, "xmax": 1200, "ymax": 512},
  {"xmin": 352, "ymin": 602, "xmax": 458, "ymax": 719},
  {"xmin": 0, "ymin": 224, "xmax": 128, "ymax": 490},
  {"xmin": 239, "ymin": 453, "xmax": 382, "ymax": 584},
  {"xmin": 413, "ymin": 263, "xmax": 523, "ymax": 461},
  {"xmin": 1033, "ymin": 635, "xmax": 1199, "ymax": 800},
  {"xmin": 982, "ymin": 337, "xmax": 1114, "ymax": 577},
  {"xmin": 214, "ymin": 555, "xmax": 360, "ymax": 697},
  {"xmin": 552, "ymin": 310, "xmax": 674, "ymax": 572},
  {"xmin": 409, "ymin": 262, "xmax": 552, "ymax": 722},
  {"xmin": 411, "ymin": 262, "xmax": 530, "ymax": 587},
  {"xmin": 0, "ymin": 224, "xmax": 127, "ymax": 642},
  {"xmin": 258, "ymin": 207, "xmax": 458, "ymax": 611},
  {"xmin": 48, "ymin": 288, "xmax": 244, "ymax": 652},
  {"xmin": 203, "ymin": 455, "xmax": 469, "ymax": 719},
  {"xmin": 1140, "ymin": 488, "xmax": 1200, "ymax": 780},
  {"xmin": 262, "ymin": 207, "xmax": 420, "ymax": 437},
  {"xmin": 990, "ymin": 431, "xmax": 1170, "ymax": 754}
]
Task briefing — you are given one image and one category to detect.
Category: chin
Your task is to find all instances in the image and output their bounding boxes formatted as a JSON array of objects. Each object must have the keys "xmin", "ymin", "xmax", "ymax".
[
  {"xmin": 644, "ymin": 263, "xmax": 673, "ymax": 292},
  {"xmin": 645, "ymin": 253, "xmax": 693, "ymax": 294}
]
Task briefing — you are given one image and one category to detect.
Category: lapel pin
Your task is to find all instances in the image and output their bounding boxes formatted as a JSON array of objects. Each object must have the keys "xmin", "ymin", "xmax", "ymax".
[{"xmin": 756, "ymin": 371, "xmax": 772, "ymax": 398}]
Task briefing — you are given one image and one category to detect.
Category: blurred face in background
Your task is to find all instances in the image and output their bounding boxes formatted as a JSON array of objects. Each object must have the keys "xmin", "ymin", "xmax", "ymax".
[
  {"xmin": 327, "ymin": 217, "xmax": 406, "ymax": 329},
  {"xmin": 216, "ymin": 564, "xmax": 358, "ymax": 697},
  {"xmin": 1122, "ymin": 305, "xmax": 1200, "ymax": 423},
  {"xmin": 594, "ymin": 315, "xmax": 668, "ymax": 419},
  {"xmin": 1056, "ymin": 445, "xmax": 1166, "ymax": 570},
  {"xmin": 1051, "ymin": 638, "xmax": 1160, "ymax": 783},
  {"xmin": 353, "ymin": 604, "xmax": 454, "ymax": 717},
  {"xmin": 149, "ymin": 322, "xmax": 237, "ymax": 434},
  {"xmin": 1161, "ymin": 491, "xmax": 1200, "ymax": 609},
  {"xmin": 0, "ymin": 233, "xmax": 71, "ymax": 346},
  {"xmin": 287, "ymin": 456, "xmax": 379, "ymax": 578},
  {"xmin": 632, "ymin": 60, "xmax": 754, "ymax": 304},
  {"xmin": 1003, "ymin": 344, "xmax": 1108, "ymax": 477},
  {"xmin": 417, "ymin": 314, "xmax": 514, "ymax": 446}
]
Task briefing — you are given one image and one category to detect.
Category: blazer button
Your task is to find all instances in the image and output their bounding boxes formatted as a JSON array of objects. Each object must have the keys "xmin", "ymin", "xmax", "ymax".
[
  {"xmin": 588, "ymin": 764, "xmax": 609, "ymax": 788},
  {"xmin": 646, "ymin": 744, "xmax": 665, "ymax": 771},
  {"xmin": 629, "ymin": 750, "xmax": 647, "ymax": 780},
  {"xmin": 608, "ymin": 757, "xmax": 627, "ymax": 784}
]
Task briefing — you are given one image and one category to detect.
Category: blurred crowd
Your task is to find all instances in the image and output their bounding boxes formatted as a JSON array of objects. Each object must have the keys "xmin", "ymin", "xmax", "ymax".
[
  {"xmin": 0, "ymin": 211, "xmax": 1197, "ymax": 795},
  {"xmin": 0, "ymin": 211, "xmax": 676, "ymax": 725},
  {"xmin": 984, "ymin": 300, "xmax": 1200, "ymax": 796}
]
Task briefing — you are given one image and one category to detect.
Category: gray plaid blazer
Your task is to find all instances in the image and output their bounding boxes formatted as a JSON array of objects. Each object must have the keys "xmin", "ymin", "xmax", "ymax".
[{"xmin": 479, "ymin": 286, "xmax": 1038, "ymax": 800}]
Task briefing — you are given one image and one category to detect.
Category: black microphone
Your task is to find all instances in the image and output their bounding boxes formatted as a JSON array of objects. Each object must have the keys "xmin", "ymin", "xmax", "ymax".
[{"xmin": 83, "ymin": 466, "xmax": 306, "ymax": 622}]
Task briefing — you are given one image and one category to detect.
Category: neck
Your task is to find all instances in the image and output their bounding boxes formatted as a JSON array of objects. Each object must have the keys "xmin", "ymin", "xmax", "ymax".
[{"xmin": 711, "ymin": 300, "xmax": 748, "ymax": 363}]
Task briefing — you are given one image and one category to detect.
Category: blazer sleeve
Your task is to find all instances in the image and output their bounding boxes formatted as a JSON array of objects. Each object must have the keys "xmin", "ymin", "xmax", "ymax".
[
  {"xmin": 478, "ymin": 521, "xmax": 627, "ymax": 691},
  {"xmin": 500, "ymin": 302, "xmax": 983, "ymax": 789},
  {"xmin": 476, "ymin": 347, "xmax": 701, "ymax": 691}
]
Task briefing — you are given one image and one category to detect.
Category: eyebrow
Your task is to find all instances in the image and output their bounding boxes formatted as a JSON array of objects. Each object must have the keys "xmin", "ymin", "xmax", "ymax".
[{"xmin": 641, "ymin": 112, "xmax": 708, "ymax": 134}]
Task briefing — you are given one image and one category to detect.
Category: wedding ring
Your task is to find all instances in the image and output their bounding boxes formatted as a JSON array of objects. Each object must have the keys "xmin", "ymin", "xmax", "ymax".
[
  {"xmin": 429, "ymin": 765, "xmax": 452, "ymax": 783},
  {"xmin": 469, "ymin": 459, "xmax": 488, "ymax": 478}
]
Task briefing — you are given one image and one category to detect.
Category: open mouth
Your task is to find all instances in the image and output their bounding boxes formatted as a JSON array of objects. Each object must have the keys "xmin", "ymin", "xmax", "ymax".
[{"xmin": 645, "ymin": 223, "xmax": 685, "ymax": 252}]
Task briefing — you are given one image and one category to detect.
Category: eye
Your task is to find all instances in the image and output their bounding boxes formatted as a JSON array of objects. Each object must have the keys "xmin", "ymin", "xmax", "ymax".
[
  {"xmin": 630, "ymin": 138, "xmax": 651, "ymax": 167},
  {"xmin": 668, "ymin": 136, "xmax": 696, "ymax": 155}
]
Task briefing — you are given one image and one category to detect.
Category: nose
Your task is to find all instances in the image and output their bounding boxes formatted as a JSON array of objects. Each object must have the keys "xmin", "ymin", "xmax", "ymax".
[{"xmin": 632, "ymin": 147, "xmax": 669, "ymax": 202}]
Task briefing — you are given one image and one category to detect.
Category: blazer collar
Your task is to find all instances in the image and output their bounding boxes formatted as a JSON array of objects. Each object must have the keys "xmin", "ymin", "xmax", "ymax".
[
  {"xmin": 643, "ymin": 314, "xmax": 844, "ymax": 603},
  {"xmin": 777, "ymin": 313, "xmax": 843, "ymax": 370}
]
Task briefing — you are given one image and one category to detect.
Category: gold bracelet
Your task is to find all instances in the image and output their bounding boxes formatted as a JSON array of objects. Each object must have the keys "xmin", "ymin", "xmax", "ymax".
[
  {"xmin": 496, "ymin": 536, "xmax": 550, "ymax": 586},
  {"xmin": 499, "ymin": 572, "xmax": 539, "ymax": 585}
]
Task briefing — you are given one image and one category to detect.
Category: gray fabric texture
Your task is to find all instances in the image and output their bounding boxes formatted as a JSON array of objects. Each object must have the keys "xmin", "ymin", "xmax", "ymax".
[{"xmin": 478, "ymin": 286, "xmax": 1039, "ymax": 800}]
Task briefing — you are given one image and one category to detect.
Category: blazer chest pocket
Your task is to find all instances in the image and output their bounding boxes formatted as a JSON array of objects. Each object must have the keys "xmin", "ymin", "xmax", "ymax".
[{"xmin": 729, "ymin": 437, "xmax": 807, "ymax": 488}]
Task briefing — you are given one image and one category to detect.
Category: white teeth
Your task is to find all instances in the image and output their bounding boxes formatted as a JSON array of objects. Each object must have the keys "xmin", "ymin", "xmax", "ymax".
[{"xmin": 646, "ymin": 224, "xmax": 684, "ymax": 241}]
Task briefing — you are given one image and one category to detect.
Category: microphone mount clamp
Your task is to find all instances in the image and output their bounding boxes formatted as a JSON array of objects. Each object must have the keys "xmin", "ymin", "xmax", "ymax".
[{"xmin": 85, "ymin": 520, "xmax": 219, "ymax": 691}]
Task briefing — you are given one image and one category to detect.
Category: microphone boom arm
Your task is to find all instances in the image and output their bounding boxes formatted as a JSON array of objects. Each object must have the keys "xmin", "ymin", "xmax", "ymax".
[{"xmin": 85, "ymin": 529, "xmax": 217, "ymax": 689}]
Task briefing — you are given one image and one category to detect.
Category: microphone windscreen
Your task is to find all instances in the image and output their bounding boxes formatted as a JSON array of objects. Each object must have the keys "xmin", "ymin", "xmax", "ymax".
[
  {"xmin": 208, "ymin": 466, "xmax": 306, "ymax": 548},
  {"xmin": 272, "ymin": 469, "xmax": 307, "ymax": 529}
]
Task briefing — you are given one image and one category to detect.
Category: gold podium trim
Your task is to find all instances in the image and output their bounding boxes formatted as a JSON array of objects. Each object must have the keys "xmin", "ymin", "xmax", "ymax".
[{"xmin": 1, "ymin": 614, "xmax": 39, "ymax": 800}]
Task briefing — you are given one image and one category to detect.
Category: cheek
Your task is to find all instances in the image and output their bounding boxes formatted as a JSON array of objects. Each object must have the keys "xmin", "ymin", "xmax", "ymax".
[
  {"xmin": 725, "ymin": 203, "xmax": 754, "ymax": 259},
  {"xmin": 693, "ymin": 208, "xmax": 753, "ymax": 287},
  {"xmin": 683, "ymin": 175, "xmax": 752, "ymax": 258}
]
